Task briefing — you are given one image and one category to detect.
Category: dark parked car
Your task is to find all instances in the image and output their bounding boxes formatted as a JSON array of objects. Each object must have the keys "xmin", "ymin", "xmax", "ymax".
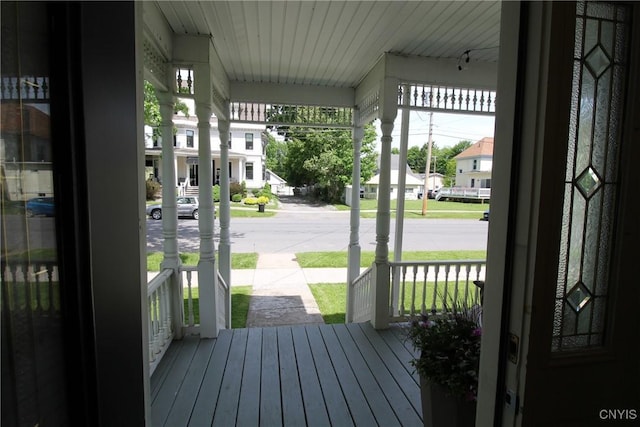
[
  {"xmin": 482, "ymin": 209, "xmax": 490, "ymax": 221},
  {"xmin": 146, "ymin": 196, "xmax": 199, "ymax": 220},
  {"xmin": 26, "ymin": 197, "xmax": 55, "ymax": 217}
]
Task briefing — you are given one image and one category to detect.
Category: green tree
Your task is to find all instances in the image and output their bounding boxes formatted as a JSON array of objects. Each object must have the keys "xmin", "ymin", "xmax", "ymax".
[
  {"xmin": 144, "ymin": 80, "xmax": 190, "ymax": 140},
  {"xmin": 278, "ymin": 121, "xmax": 377, "ymax": 203},
  {"xmin": 144, "ymin": 80, "xmax": 161, "ymax": 127},
  {"xmin": 265, "ymin": 132, "xmax": 288, "ymax": 178}
]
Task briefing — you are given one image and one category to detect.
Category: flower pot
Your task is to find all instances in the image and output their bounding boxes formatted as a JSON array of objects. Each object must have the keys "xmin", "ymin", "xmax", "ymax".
[{"xmin": 420, "ymin": 376, "xmax": 476, "ymax": 427}]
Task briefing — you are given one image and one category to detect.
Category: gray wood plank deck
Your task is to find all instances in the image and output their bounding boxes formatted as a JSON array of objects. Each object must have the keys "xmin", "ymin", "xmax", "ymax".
[{"xmin": 151, "ymin": 322, "xmax": 421, "ymax": 427}]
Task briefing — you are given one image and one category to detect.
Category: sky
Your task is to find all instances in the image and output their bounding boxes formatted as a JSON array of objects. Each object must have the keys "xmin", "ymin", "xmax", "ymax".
[{"xmin": 375, "ymin": 111, "xmax": 496, "ymax": 151}]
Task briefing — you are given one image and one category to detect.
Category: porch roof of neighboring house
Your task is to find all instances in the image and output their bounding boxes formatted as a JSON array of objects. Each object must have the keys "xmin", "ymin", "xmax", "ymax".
[{"xmin": 455, "ymin": 136, "xmax": 495, "ymax": 159}]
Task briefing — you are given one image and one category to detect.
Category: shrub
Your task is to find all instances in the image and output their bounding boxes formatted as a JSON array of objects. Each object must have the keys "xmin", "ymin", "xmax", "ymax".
[
  {"xmin": 146, "ymin": 180, "xmax": 161, "ymax": 200},
  {"xmin": 212, "ymin": 185, "xmax": 220, "ymax": 202},
  {"xmin": 257, "ymin": 196, "xmax": 269, "ymax": 204},
  {"xmin": 243, "ymin": 197, "xmax": 259, "ymax": 205},
  {"xmin": 230, "ymin": 182, "xmax": 244, "ymax": 199},
  {"xmin": 231, "ymin": 193, "xmax": 242, "ymax": 203}
]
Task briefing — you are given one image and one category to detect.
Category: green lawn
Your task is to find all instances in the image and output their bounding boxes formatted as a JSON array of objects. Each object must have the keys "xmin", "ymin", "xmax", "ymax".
[
  {"xmin": 308, "ymin": 283, "xmax": 347, "ymax": 324},
  {"xmin": 183, "ymin": 285, "xmax": 252, "ymax": 329},
  {"xmin": 295, "ymin": 250, "xmax": 486, "ymax": 268},
  {"xmin": 147, "ymin": 252, "xmax": 258, "ymax": 271}
]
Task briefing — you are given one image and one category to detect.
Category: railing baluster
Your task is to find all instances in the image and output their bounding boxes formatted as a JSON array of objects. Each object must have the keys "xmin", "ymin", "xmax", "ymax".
[
  {"xmin": 431, "ymin": 264, "xmax": 440, "ymax": 313},
  {"xmin": 411, "ymin": 265, "xmax": 418, "ymax": 316},
  {"xmin": 421, "ymin": 265, "xmax": 428, "ymax": 315}
]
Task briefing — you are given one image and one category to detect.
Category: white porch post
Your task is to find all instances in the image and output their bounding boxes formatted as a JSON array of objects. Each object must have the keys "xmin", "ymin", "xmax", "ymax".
[
  {"xmin": 157, "ymin": 89, "xmax": 183, "ymax": 339},
  {"xmin": 371, "ymin": 78, "xmax": 398, "ymax": 329},
  {"xmin": 346, "ymin": 116, "xmax": 364, "ymax": 322},
  {"xmin": 217, "ymin": 115, "xmax": 231, "ymax": 287},
  {"xmin": 392, "ymin": 85, "xmax": 411, "ymax": 315},
  {"xmin": 195, "ymin": 96, "xmax": 218, "ymax": 338}
]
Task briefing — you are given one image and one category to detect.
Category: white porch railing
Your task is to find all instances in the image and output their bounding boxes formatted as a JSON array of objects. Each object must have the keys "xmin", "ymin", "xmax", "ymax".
[
  {"xmin": 147, "ymin": 266, "xmax": 231, "ymax": 374},
  {"xmin": 148, "ymin": 269, "xmax": 174, "ymax": 375},
  {"xmin": 436, "ymin": 187, "xmax": 491, "ymax": 201},
  {"xmin": 389, "ymin": 260, "xmax": 486, "ymax": 322},
  {"xmin": 347, "ymin": 264, "xmax": 375, "ymax": 323},
  {"xmin": 347, "ymin": 260, "xmax": 486, "ymax": 325}
]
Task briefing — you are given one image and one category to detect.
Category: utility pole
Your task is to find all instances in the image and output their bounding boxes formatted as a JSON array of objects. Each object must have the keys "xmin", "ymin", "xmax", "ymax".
[{"xmin": 421, "ymin": 112, "xmax": 433, "ymax": 216}]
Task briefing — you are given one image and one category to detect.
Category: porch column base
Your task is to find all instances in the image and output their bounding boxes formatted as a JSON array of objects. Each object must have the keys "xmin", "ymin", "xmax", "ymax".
[
  {"xmin": 371, "ymin": 261, "xmax": 390, "ymax": 330},
  {"xmin": 197, "ymin": 259, "xmax": 218, "ymax": 338}
]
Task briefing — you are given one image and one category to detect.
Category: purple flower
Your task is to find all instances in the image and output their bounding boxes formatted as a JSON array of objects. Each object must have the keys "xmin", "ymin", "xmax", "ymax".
[{"xmin": 471, "ymin": 328, "xmax": 482, "ymax": 337}]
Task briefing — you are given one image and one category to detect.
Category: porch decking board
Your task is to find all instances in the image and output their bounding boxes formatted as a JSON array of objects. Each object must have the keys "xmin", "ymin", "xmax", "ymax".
[
  {"xmin": 331, "ymin": 324, "xmax": 401, "ymax": 426},
  {"xmin": 165, "ymin": 338, "xmax": 217, "ymax": 427},
  {"xmin": 189, "ymin": 332, "xmax": 233, "ymax": 426},
  {"xmin": 290, "ymin": 326, "xmax": 332, "ymax": 427},
  {"xmin": 151, "ymin": 322, "xmax": 422, "ymax": 427},
  {"xmin": 378, "ymin": 324, "xmax": 421, "ymax": 381},
  {"xmin": 212, "ymin": 328, "xmax": 249, "ymax": 426},
  {"xmin": 236, "ymin": 328, "xmax": 263, "ymax": 427},
  {"xmin": 259, "ymin": 328, "xmax": 282, "ymax": 427},
  {"xmin": 349, "ymin": 323, "xmax": 422, "ymax": 420},
  {"xmin": 277, "ymin": 327, "xmax": 307, "ymax": 426},
  {"xmin": 316, "ymin": 325, "xmax": 379, "ymax": 426},
  {"xmin": 151, "ymin": 336, "xmax": 200, "ymax": 427},
  {"xmin": 304, "ymin": 325, "xmax": 355, "ymax": 427}
]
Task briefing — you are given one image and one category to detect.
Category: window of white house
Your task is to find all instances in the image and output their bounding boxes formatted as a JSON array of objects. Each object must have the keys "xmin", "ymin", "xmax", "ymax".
[
  {"xmin": 229, "ymin": 132, "xmax": 232, "ymax": 149},
  {"xmin": 246, "ymin": 162, "xmax": 254, "ymax": 179},
  {"xmin": 186, "ymin": 130, "xmax": 194, "ymax": 148},
  {"xmin": 473, "ymin": 159, "xmax": 477, "ymax": 170},
  {"xmin": 245, "ymin": 133, "xmax": 253, "ymax": 150}
]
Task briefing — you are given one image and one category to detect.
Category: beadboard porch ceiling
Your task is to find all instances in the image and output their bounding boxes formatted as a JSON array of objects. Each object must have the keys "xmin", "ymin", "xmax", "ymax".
[{"xmin": 153, "ymin": 0, "xmax": 501, "ymax": 89}]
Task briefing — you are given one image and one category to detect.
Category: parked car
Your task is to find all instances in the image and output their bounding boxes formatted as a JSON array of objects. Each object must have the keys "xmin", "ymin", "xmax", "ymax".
[
  {"xmin": 146, "ymin": 196, "xmax": 199, "ymax": 220},
  {"xmin": 26, "ymin": 197, "xmax": 55, "ymax": 217},
  {"xmin": 482, "ymin": 209, "xmax": 490, "ymax": 221}
]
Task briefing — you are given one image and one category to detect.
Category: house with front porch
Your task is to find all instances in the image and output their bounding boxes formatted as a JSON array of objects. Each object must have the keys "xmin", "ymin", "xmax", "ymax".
[
  {"xmin": 2, "ymin": 1, "xmax": 638, "ymax": 426},
  {"xmin": 454, "ymin": 136, "xmax": 494, "ymax": 189},
  {"xmin": 145, "ymin": 108, "xmax": 269, "ymax": 193}
]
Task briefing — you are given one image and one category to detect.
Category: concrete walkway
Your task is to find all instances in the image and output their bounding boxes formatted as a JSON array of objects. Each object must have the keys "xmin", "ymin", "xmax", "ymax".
[{"xmin": 245, "ymin": 253, "xmax": 324, "ymax": 327}]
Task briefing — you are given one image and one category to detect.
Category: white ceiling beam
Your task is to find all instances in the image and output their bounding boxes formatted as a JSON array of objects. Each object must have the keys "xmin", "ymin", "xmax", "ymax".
[{"xmin": 384, "ymin": 53, "xmax": 498, "ymax": 90}]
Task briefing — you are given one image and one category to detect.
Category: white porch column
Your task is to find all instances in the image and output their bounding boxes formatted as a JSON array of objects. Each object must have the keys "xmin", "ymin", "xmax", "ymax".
[
  {"xmin": 346, "ymin": 118, "xmax": 364, "ymax": 321},
  {"xmin": 217, "ymin": 116, "xmax": 231, "ymax": 287},
  {"xmin": 392, "ymin": 85, "xmax": 411, "ymax": 315},
  {"xmin": 157, "ymin": 89, "xmax": 183, "ymax": 339},
  {"xmin": 372, "ymin": 118, "xmax": 394, "ymax": 329},
  {"xmin": 195, "ymin": 100, "xmax": 218, "ymax": 338}
]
